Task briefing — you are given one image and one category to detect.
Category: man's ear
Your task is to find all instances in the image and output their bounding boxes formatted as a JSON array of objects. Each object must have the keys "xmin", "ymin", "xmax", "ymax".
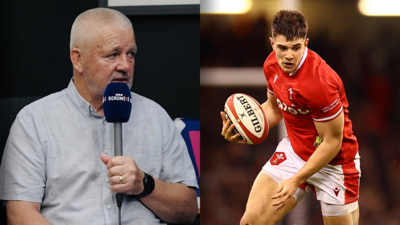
[
  {"xmin": 269, "ymin": 37, "xmax": 275, "ymax": 50},
  {"xmin": 70, "ymin": 47, "xmax": 84, "ymax": 73},
  {"xmin": 304, "ymin": 38, "xmax": 309, "ymax": 48}
]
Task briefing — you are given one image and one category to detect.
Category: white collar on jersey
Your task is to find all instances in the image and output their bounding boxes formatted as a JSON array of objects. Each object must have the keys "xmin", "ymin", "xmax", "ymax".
[{"xmin": 289, "ymin": 47, "xmax": 308, "ymax": 76}]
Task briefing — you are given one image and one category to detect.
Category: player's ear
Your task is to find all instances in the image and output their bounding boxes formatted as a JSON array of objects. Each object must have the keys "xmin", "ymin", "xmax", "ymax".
[
  {"xmin": 269, "ymin": 37, "xmax": 275, "ymax": 49},
  {"xmin": 304, "ymin": 38, "xmax": 309, "ymax": 48}
]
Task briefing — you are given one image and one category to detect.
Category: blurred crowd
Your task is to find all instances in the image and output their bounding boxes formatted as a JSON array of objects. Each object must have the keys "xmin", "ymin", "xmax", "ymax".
[{"xmin": 201, "ymin": 13, "xmax": 400, "ymax": 225}]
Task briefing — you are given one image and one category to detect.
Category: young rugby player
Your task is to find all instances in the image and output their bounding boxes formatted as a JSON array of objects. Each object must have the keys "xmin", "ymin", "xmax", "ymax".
[{"xmin": 221, "ymin": 10, "xmax": 360, "ymax": 225}]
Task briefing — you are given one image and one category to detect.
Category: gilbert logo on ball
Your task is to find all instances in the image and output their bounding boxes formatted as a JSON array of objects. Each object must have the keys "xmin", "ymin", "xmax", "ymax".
[{"xmin": 224, "ymin": 93, "xmax": 269, "ymax": 145}]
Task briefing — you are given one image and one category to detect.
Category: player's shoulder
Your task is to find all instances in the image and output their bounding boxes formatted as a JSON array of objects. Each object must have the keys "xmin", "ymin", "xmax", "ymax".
[
  {"xmin": 305, "ymin": 49, "xmax": 322, "ymax": 62},
  {"xmin": 306, "ymin": 49, "xmax": 335, "ymax": 75},
  {"xmin": 263, "ymin": 51, "xmax": 278, "ymax": 69},
  {"xmin": 302, "ymin": 49, "xmax": 341, "ymax": 84},
  {"xmin": 263, "ymin": 51, "xmax": 279, "ymax": 78},
  {"xmin": 299, "ymin": 49, "xmax": 343, "ymax": 98}
]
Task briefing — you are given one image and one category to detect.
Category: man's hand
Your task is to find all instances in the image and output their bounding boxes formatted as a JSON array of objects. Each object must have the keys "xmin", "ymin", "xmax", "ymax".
[
  {"xmin": 220, "ymin": 111, "xmax": 245, "ymax": 144},
  {"xmin": 271, "ymin": 177, "xmax": 301, "ymax": 211},
  {"xmin": 100, "ymin": 153, "xmax": 145, "ymax": 195}
]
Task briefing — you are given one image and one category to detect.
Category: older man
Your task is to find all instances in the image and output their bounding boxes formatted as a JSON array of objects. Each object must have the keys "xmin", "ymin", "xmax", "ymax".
[{"xmin": 0, "ymin": 8, "xmax": 198, "ymax": 224}]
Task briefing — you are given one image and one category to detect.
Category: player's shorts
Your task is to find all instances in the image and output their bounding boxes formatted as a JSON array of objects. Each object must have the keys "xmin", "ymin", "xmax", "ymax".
[{"xmin": 262, "ymin": 136, "xmax": 361, "ymax": 216}]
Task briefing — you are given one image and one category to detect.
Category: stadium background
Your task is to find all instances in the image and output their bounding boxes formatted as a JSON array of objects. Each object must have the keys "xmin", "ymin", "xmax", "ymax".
[{"xmin": 201, "ymin": 0, "xmax": 400, "ymax": 224}]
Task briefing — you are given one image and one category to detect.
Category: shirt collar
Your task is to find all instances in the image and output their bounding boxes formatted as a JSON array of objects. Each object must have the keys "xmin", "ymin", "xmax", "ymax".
[
  {"xmin": 289, "ymin": 47, "xmax": 308, "ymax": 76},
  {"xmin": 66, "ymin": 78, "xmax": 103, "ymax": 119}
]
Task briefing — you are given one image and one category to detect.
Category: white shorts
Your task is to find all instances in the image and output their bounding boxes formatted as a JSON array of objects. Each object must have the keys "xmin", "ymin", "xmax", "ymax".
[{"xmin": 262, "ymin": 137, "xmax": 361, "ymax": 216}]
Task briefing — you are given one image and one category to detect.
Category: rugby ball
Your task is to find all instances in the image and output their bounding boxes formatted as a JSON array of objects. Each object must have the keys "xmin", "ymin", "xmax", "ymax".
[{"xmin": 224, "ymin": 93, "xmax": 269, "ymax": 145}]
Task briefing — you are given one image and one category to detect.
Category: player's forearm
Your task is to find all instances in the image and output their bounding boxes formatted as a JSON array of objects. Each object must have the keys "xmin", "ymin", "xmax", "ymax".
[
  {"xmin": 292, "ymin": 139, "xmax": 342, "ymax": 185},
  {"xmin": 262, "ymin": 101, "xmax": 283, "ymax": 129},
  {"xmin": 7, "ymin": 201, "xmax": 51, "ymax": 225},
  {"xmin": 140, "ymin": 179, "xmax": 197, "ymax": 224}
]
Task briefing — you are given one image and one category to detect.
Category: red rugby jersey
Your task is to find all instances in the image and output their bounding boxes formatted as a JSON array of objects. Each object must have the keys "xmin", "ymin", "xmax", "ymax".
[{"xmin": 264, "ymin": 48, "xmax": 358, "ymax": 165}]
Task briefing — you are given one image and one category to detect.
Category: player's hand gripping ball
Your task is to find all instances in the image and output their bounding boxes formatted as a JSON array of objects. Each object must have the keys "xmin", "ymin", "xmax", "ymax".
[{"xmin": 224, "ymin": 93, "xmax": 269, "ymax": 145}]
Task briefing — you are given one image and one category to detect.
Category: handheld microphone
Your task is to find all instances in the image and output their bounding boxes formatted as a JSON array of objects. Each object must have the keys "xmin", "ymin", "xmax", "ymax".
[
  {"xmin": 103, "ymin": 82, "xmax": 132, "ymax": 225},
  {"xmin": 103, "ymin": 82, "xmax": 132, "ymax": 155}
]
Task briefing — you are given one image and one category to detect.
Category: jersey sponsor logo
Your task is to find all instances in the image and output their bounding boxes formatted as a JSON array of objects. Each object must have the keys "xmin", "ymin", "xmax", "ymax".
[
  {"xmin": 276, "ymin": 98, "xmax": 310, "ymax": 115},
  {"xmin": 270, "ymin": 152, "xmax": 287, "ymax": 165},
  {"xmin": 274, "ymin": 75, "xmax": 278, "ymax": 84},
  {"xmin": 322, "ymin": 98, "xmax": 339, "ymax": 113},
  {"xmin": 333, "ymin": 187, "xmax": 340, "ymax": 197}
]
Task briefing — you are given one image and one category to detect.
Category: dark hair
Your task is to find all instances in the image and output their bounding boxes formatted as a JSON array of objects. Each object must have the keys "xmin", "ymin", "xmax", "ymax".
[{"xmin": 271, "ymin": 10, "xmax": 308, "ymax": 41}]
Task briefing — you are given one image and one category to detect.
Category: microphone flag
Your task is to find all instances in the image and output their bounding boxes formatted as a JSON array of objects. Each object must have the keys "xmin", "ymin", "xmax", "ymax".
[{"xmin": 103, "ymin": 83, "xmax": 132, "ymax": 123}]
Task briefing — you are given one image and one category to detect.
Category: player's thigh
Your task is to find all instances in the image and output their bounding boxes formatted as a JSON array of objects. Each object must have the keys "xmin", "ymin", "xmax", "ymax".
[
  {"xmin": 241, "ymin": 172, "xmax": 297, "ymax": 225},
  {"xmin": 322, "ymin": 202, "xmax": 359, "ymax": 225}
]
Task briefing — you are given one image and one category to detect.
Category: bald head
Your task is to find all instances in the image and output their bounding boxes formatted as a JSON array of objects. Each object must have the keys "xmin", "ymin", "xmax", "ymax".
[{"xmin": 70, "ymin": 8, "xmax": 134, "ymax": 54}]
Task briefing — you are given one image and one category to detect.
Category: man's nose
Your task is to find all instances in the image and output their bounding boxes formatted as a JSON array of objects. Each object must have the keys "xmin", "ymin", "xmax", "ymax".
[
  {"xmin": 285, "ymin": 53, "xmax": 294, "ymax": 60},
  {"xmin": 116, "ymin": 55, "xmax": 133, "ymax": 72}
]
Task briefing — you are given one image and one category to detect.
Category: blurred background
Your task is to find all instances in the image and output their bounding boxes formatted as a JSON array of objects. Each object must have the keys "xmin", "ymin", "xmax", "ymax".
[{"xmin": 201, "ymin": 0, "xmax": 400, "ymax": 224}]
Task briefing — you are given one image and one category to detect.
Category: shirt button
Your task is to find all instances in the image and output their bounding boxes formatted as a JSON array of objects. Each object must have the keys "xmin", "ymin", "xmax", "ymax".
[
  {"xmin": 102, "ymin": 120, "xmax": 107, "ymax": 125},
  {"xmin": 106, "ymin": 178, "xmax": 109, "ymax": 183},
  {"xmin": 104, "ymin": 150, "xmax": 109, "ymax": 154},
  {"xmin": 106, "ymin": 205, "xmax": 111, "ymax": 210}
]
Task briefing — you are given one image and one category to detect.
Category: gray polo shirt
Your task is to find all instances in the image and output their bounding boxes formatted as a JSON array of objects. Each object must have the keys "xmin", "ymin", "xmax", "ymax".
[{"xmin": 0, "ymin": 80, "xmax": 198, "ymax": 224}]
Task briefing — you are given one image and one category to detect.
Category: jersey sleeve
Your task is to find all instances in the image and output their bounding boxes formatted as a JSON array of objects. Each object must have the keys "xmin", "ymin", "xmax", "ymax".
[
  {"xmin": 306, "ymin": 68, "xmax": 343, "ymax": 122},
  {"xmin": 267, "ymin": 80, "xmax": 275, "ymax": 95}
]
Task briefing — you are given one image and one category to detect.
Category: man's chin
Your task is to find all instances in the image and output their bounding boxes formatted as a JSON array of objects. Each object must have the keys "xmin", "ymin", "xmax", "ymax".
[
  {"xmin": 110, "ymin": 79, "xmax": 132, "ymax": 89},
  {"xmin": 280, "ymin": 66, "xmax": 295, "ymax": 73}
]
